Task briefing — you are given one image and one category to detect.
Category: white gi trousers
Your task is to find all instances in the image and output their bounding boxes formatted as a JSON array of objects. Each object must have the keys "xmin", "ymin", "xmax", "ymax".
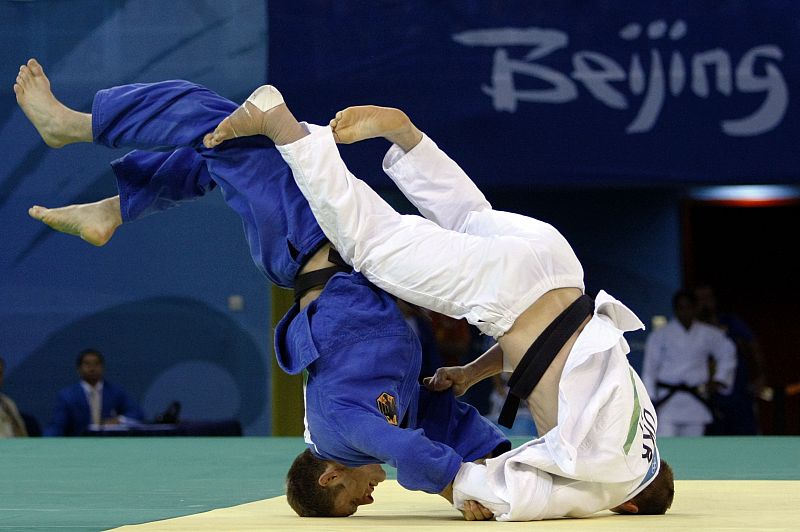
[{"xmin": 278, "ymin": 125, "xmax": 585, "ymax": 338}]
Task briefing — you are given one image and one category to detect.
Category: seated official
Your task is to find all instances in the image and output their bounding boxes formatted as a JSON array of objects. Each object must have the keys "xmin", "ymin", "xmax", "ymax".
[{"xmin": 45, "ymin": 348, "xmax": 143, "ymax": 436}]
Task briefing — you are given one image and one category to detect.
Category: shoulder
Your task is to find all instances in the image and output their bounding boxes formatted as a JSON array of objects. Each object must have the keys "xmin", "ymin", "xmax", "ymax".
[{"xmin": 693, "ymin": 321, "xmax": 725, "ymax": 336}]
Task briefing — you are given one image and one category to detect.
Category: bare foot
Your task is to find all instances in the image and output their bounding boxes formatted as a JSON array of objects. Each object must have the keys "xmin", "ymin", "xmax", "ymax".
[
  {"xmin": 28, "ymin": 196, "xmax": 122, "ymax": 246},
  {"xmin": 14, "ymin": 58, "xmax": 92, "ymax": 148},
  {"xmin": 203, "ymin": 85, "xmax": 307, "ymax": 148},
  {"xmin": 329, "ymin": 106, "xmax": 422, "ymax": 152}
]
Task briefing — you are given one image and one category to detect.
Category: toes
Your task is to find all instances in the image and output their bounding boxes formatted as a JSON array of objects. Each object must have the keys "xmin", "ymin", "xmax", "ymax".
[
  {"xmin": 28, "ymin": 58, "xmax": 43, "ymax": 74},
  {"xmin": 13, "ymin": 83, "xmax": 21, "ymax": 95},
  {"xmin": 202, "ymin": 133, "xmax": 216, "ymax": 148}
]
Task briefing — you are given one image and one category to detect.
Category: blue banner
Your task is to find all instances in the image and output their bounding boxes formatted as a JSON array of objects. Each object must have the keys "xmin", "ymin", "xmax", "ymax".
[{"xmin": 269, "ymin": 2, "xmax": 800, "ymax": 186}]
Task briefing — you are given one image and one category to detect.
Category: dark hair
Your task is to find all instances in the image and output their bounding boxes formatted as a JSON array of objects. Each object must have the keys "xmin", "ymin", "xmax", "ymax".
[
  {"xmin": 285, "ymin": 449, "xmax": 343, "ymax": 517},
  {"xmin": 630, "ymin": 460, "xmax": 675, "ymax": 514},
  {"xmin": 76, "ymin": 348, "xmax": 104, "ymax": 367}
]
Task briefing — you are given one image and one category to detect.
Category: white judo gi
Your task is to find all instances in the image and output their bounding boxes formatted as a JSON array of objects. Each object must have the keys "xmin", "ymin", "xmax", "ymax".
[
  {"xmin": 643, "ymin": 318, "xmax": 736, "ymax": 436},
  {"xmin": 452, "ymin": 293, "xmax": 659, "ymax": 520},
  {"xmin": 277, "ymin": 125, "xmax": 661, "ymax": 520}
]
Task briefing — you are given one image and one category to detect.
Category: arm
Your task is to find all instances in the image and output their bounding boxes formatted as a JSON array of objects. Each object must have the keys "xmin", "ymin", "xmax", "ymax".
[
  {"xmin": 341, "ymin": 413, "xmax": 463, "ymax": 494},
  {"xmin": 109, "ymin": 384, "xmax": 144, "ymax": 422},
  {"xmin": 709, "ymin": 330, "xmax": 737, "ymax": 394},
  {"xmin": 424, "ymin": 343, "xmax": 504, "ymax": 396},
  {"xmin": 0, "ymin": 396, "xmax": 28, "ymax": 437},
  {"xmin": 43, "ymin": 392, "xmax": 70, "ymax": 437}
]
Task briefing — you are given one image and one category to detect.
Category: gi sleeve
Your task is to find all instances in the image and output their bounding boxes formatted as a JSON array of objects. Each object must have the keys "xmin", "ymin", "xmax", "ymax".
[
  {"xmin": 708, "ymin": 328, "xmax": 737, "ymax": 394},
  {"xmin": 339, "ymin": 413, "xmax": 463, "ymax": 494}
]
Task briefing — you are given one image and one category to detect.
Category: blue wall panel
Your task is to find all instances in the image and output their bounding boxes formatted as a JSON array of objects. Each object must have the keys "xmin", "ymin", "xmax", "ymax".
[{"xmin": 0, "ymin": 1, "xmax": 272, "ymax": 435}]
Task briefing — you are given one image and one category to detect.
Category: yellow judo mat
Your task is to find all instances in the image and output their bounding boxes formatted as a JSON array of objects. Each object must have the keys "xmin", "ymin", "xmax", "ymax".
[{"xmin": 112, "ymin": 480, "xmax": 798, "ymax": 531}]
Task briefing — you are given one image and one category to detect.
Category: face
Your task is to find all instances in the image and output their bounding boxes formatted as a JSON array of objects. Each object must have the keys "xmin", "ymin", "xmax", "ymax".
[
  {"xmin": 694, "ymin": 286, "xmax": 716, "ymax": 320},
  {"xmin": 78, "ymin": 353, "xmax": 104, "ymax": 385},
  {"xmin": 674, "ymin": 296, "xmax": 696, "ymax": 327},
  {"xmin": 328, "ymin": 464, "xmax": 387, "ymax": 517}
]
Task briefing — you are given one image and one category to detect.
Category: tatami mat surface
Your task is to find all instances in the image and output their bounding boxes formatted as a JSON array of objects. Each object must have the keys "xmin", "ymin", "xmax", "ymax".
[{"xmin": 112, "ymin": 480, "xmax": 800, "ymax": 531}]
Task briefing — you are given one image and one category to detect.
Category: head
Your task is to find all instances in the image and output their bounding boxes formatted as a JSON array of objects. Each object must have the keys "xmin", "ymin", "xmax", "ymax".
[
  {"xmin": 693, "ymin": 284, "xmax": 717, "ymax": 323},
  {"xmin": 672, "ymin": 289, "xmax": 697, "ymax": 329},
  {"xmin": 285, "ymin": 449, "xmax": 386, "ymax": 517},
  {"xmin": 76, "ymin": 348, "xmax": 105, "ymax": 386},
  {"xmin": 611, "ymin": 460, "xmax": 675, "ymax": 515}
]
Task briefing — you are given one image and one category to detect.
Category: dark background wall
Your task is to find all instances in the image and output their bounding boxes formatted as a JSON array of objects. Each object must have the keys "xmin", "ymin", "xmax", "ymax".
[{"xmin": 1, "ymin": 1, "xmax": 797, "ymax": 435}]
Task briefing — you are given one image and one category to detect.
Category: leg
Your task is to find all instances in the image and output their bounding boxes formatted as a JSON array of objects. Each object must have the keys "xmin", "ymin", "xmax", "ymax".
[
  {"xmin": 24, "ymin": 70, "xmax": 326, "ymax": 288},
  {"xmin": 29, "ymin": 148, "xmax": 214, "ymax": 246},
  {"xmin": 210, "ymin": 89, "xmax": 569, "ymax": 335},
  {"xmin": 203, "ymin": 85, "xmax": 307, "ymax": 148},
  {"xmin": 331, "ymin": 106, "xmax": 492, "ymax": 233},
  {"xmin": 14, "ymin": 59, "xmax": 92, "ymax": 147},
  {"xmin": 277, "ymin": 126, "xmax": 535, "ymax": 336},
  {"xmin": 28, "ymin": 197, "xmax": 122, "ymax": 247},
  {"xmin": 329, "ymin": 105, "xmax": 422, "ymax": 151}
]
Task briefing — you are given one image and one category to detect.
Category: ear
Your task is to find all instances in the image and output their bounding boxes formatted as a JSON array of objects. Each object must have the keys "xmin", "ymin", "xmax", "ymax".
[
  {"xmin": 318, "ymin": 463, "xmax": 342, "ymax": 487},
  {"xmin": 618, "ymin": 501, "xmax": 639, "ymax": 514}
]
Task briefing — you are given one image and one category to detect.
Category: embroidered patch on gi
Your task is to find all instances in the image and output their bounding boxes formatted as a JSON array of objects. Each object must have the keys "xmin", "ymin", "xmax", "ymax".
[{"xmin": 376, "ymin": 392, "xmax": 398, "ymax": 425}]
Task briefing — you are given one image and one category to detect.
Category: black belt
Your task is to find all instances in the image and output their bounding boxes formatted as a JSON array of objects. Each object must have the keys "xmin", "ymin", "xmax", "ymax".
[
  {"xmin": 498, "ymin": 294, "xmax": 594, "ymax": 429},
  {"xmin": 293, "ymin": 247, "xmax": 352, "ymax": 301},
  {"xmin": 654, "ymin": 381, "xmax": 715, "ymax": 415}
]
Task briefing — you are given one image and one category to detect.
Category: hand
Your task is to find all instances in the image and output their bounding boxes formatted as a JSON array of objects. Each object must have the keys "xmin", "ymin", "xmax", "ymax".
[
  {"xmin": 423, "ymin": 365, "xmax": 473, "ymax": 397},
  {"xmin": 461, "ymin": 500, "xmax": 494, "ymax": 521}
]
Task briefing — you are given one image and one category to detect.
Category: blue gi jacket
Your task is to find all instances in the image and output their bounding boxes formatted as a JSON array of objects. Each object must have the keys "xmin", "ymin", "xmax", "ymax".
[{"xmin": 276, "ymin": 273, "xmax": 471, "ymax": 493}]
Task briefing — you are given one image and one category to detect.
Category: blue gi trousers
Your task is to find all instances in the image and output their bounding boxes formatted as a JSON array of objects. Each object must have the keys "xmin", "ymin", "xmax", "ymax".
[{"xmin": 93, "ymin": 80, "xmax": 326, "ymax": 288}]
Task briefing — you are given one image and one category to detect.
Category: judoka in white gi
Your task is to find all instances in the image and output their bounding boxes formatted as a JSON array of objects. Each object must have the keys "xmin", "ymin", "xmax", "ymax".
[
  {"xmin": 643, "ymin": 289, "xmax": 737, "ymax": 437},
  {"xmin": 204, "ymin": 87, "xmax": 675, "ymax": 521}
]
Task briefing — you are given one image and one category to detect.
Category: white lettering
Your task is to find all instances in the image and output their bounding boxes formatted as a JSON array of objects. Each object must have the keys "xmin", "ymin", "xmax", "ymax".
[{"xmin": 452, "ymin": 21, "xmax": 788, "ymax": 136}]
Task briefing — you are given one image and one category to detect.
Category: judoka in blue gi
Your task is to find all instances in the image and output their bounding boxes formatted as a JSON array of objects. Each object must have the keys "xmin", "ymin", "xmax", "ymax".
[{"xmin": 14, "ymin": 58, "xmax": 509, "ymax": 519}]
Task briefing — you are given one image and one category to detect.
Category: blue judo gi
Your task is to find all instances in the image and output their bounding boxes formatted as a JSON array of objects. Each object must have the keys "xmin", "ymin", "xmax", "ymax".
[{"xmin": 93, "ymin": 81, "xmax": 509, "ymax": 493}]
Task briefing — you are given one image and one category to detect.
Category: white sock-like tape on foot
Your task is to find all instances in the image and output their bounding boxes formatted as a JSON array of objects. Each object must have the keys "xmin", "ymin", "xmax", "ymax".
[{"xmin": 246, "ymin": 85, "xmax": 284, "ymax": 112}]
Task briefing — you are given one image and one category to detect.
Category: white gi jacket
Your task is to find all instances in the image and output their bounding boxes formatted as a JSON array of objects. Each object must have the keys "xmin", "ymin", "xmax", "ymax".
[
  {"xmin": 643, "ymin": 319, "xmax": 736, "ymax": 426},
  {"xmin": 453, "ymin": 292, "xmax": 660, "ymax": 521}
]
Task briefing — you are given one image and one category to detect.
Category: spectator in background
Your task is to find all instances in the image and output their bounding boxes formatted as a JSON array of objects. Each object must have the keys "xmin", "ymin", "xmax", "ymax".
[
  {"xmin": 0, "ymin": 356, "xmax": 28, "ymax": 438},
  {"xmin": 44, "ymin": 348, "xmax": 144, "ymax": 436},
  {"xmin": 694, "ymin": 284, "xmax": 765, "ymax": 435},
  {"xmin": 643, "ymin": 289, "xmax": 737, "ymax": 436}
]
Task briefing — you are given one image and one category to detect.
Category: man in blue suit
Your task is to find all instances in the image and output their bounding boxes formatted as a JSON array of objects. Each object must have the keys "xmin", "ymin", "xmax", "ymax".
[{"xmin": 45, "ymin": 348, "xmax": 144, "ymax": 436}]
